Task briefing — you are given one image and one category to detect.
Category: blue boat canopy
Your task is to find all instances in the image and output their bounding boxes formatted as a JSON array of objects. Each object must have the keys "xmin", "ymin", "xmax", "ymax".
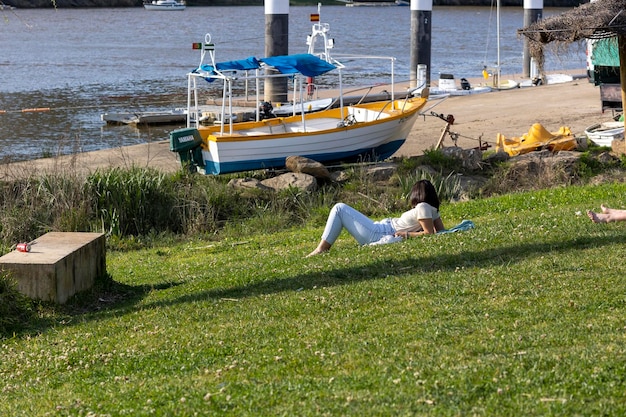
[
  {"xmin": 200, "ymin": 56, "xmax": 260, "ymax": 73},
  {"xmin": 196, "ymin": 53, "xmax": 336, "ymax": 78},
  {"xmin": 260, "ymin": 54, "xmax": 336, "ymax": 77}
]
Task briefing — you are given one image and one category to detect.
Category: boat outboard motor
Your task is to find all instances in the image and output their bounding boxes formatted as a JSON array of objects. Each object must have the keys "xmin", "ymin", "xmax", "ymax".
[
  {"xmin": 460, "ymin": 78, "xmax": 471, "ymax": 90},
  {"xmin": 169, "ymin": 127, "xmax": 203, "ymax": 172},
  {"xmin": 259, "ymin": 101, "xmax": 275, "ymax": 120}
]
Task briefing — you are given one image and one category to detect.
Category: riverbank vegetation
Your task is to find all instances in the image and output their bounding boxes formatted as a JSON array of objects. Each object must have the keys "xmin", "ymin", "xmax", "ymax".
[{"xmin": 1, "ymin": 147, "xmax": 626, "ymax": 414}]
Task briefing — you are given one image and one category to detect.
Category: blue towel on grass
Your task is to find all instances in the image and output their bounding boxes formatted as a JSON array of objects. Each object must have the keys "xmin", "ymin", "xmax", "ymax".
[
  {"xmin": 368, "ymin": 220, "xmax": 475, "ymax": 246},
  {"xmin": 437, "ymin": 219, "xmax": 475, "ymax": 234}
]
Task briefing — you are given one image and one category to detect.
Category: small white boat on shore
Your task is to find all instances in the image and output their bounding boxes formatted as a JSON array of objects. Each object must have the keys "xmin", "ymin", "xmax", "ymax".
[
  {"xmin": 143, "ymin": 0, "xmax": 185, "ymax": 11},
  {"xmin": 169, "ymin": 9, "xmax": 428, "ymax": 175},
  {"xmin": 585, "ymin": 121, "xmax": 624, "ymax": 147},
  {"xmin": 428, "ymin": 73, "xmax": 492, "ymax": 96},
  {"xmin": 491, "ymin": 78, "xmax": 519, "ymax": 90},
  {"xmin": 519, "ymin": 73, "xmax": 574, "ymax": 87}
]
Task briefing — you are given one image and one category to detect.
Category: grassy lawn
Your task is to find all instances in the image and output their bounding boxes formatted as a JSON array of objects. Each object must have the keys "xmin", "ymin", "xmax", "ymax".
[{"xmin": 2, "ymin": 182, "xmax": 626, "ymax": 416}]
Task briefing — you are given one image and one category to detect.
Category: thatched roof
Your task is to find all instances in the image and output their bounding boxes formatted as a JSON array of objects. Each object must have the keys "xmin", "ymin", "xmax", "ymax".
[
  {"xmin": 519, "ymin": 0, "xmax": 626, "ymax": 43},
  {"xmin": 518, "ymin": 0, "xmax": 625, "ymax": 72}
]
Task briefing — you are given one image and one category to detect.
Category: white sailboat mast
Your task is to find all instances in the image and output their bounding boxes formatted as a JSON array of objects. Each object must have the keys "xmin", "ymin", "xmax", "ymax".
[{"xmin": 497, "ymin": 0, "xmax": 501, "ymax": 86}]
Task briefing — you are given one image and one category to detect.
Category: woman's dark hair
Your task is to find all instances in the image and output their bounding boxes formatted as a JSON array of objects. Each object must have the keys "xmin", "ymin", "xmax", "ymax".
[{"xmin": 409, "ymin": 179, "xmax": 440, "ymax": 209}]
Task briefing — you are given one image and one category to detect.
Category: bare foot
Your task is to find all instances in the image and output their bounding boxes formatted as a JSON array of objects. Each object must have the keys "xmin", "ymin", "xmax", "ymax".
[
  {"xmin": 306, "ymin": 240, "xmax": 332, "ymax": 257},
  {"xmin": 306, "ymin": 248, "xmax": 327, "ymax": 257},
  {"xmin": 587, "ymin": 210, "xmax": 608, "ymax": 224},
  {"xmin": 601, "ymin": 204, "xmax": 611, "ymax": 214}
]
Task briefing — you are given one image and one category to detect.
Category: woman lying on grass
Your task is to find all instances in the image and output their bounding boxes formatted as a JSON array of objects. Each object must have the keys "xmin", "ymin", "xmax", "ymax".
[{"xmin": 307, "ymin": 179, "xmax": 445, "ymax": 257}]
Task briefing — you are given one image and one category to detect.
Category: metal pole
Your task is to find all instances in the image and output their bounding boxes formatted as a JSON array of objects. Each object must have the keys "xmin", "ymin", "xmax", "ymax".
[
  {"xmin": 265, "ymin": 0, "xmax": 289, "ymax": 104},
  {"xmin": 410, "ymin": 0, "xmax": 432, "ymax": 88},
  {"xmin": 497, "ymin": 0, "xmax": 501, "ymax": 87},
  {"xmin": 523, "ymin": 0, "xmax": 543, "ymax": 78}
]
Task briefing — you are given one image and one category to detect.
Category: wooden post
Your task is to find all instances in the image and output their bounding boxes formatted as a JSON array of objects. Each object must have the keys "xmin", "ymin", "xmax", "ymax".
[{"xmin": 619, "ymin": 35, "xmax": 626, "ymax": 154}]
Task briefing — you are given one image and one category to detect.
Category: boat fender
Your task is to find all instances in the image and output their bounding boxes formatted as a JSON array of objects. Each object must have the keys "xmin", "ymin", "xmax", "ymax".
[{"xmin": 460, "ymin": 78, "xmax": 471, "ymax": 90}]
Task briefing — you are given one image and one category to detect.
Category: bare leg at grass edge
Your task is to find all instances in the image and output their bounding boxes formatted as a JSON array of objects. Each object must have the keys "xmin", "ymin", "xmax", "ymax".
[
  {"xmin": 306, "ymin": 240, "xmax": 332, "ymax": 257},
  {"xmin": 587, "ymin": 204, "xmax": 626, "ymax": 223}
]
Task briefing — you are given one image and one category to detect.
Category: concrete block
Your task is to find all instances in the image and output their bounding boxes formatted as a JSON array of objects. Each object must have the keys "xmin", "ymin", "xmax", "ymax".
[{"xmin": 0, "ymin": 232, "xmax": 106, "ymax": 304}]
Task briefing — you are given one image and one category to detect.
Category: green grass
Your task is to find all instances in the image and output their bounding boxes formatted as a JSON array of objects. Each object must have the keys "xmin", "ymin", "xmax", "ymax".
[{"xmin": 2, "ymin": 182, "xmax": 626, "ymax": 416}]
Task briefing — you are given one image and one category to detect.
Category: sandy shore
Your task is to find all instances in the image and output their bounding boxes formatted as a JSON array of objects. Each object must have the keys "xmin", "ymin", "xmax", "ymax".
[
  {"xmin": 0, "ymin": 74, "xmax": 613, "ymax": 180},
  {"xmin": 397, "ymin": 74, "xmax": 607, "ymax": 157}
]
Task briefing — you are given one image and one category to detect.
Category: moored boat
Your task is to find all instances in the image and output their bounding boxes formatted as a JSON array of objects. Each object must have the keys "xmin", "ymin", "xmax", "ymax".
[
  {"xmin": 101, "ymin": 106, "xmax": 256, "ymax": 126},
  {"xmin": 272, "ymin": 97, "xmax": 334, "ymax": 117},
  {"xmin": 492, "ymin": 78, "xmax": 519, "ymax": 90},
  {"xmin": 102, "ymin": 109, "xmax": 187, "ymax": 126},
  {"xmin": 428, "ymin": 73, "xmax": 492, "ymax": 96},
  {"xmin": 143, "ymin": 0, "xmax": 185, "ymax": 11},
  {"xmin": 585, "ymin": 121, "xmax": 624, "ymax": 147},
  {"xmin": 519, "ymin": 73, "xmax": 575, "ymax": 87},
  {"xmin": 496, "ymin": 123, "xmax": 578, "ymax": 156},
  {"xmin": 481, "ymin": 68, "xmax": 519, "ymax": 90},
  {"xmin": 169, "ymin": 11, "xmax": 429, "ymax": 175}
]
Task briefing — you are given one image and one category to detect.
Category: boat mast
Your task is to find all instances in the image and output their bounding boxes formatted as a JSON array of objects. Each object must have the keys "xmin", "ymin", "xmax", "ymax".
[
  {"xmin": 496, "ymin": 0, "xmax": 501, "ymax": 87},
  {"xmin": 306, "ymin": 3, "xmax": 345, "ymax": 113}
]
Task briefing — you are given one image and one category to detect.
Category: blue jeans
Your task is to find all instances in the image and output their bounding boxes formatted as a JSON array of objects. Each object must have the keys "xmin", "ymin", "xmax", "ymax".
[{"xmin": 321, "ymin": 203, "xmax": 396, "ymax": 246}]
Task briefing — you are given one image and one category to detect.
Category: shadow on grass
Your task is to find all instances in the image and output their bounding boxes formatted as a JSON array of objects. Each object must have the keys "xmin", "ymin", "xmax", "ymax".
[
  {"xmin": 12, "ymin": 274, "xmax": 184, "ymax": 338},
  {"xmin": 11, "ymin": 230, "xmax": 623, "ymax": 337},
  {"xmin": 62, "ymin": 273, "xmax": 184, "ymax": 315},
  {"xmin": 144, "ymin": 231, "xmax": 626, "ymax": 308}
]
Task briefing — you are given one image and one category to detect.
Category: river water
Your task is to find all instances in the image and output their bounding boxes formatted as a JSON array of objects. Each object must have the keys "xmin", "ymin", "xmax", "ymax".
[{"xmin": 0, "ymin": 6, "xmax": 585, "ymax": 162}]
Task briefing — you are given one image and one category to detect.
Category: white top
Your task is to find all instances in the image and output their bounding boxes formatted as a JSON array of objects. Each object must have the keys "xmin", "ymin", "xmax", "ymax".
[
  {"xmin": 391, "ymin": 202, "xmax": 440, "ymax": 232},
  {"xmin": 265, "ymin": 0, "xmax": 289, "ymax": 15},
  {"xmin": 411, "ymin": 0, "xmax": 433, "ymax": 11},
  {"xmin": 524, "ymin": 0, "xmax": 543, "ymax": 9}
]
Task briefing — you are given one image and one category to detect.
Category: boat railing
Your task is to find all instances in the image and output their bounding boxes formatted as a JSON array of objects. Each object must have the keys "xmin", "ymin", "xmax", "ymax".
[
  {"xmin": 374, "ymin": 101, "xmax": 393, "ymax": 121},
  {"xmin": 321, "ymin": 53, "xmax": 396, "ymax": 103},
  {"xmin": 186, "ymin": 18, "xmax": 400, "ymax": 135},
  {"xmin": 261, "ymin": 118, "xmax": 289, "ymax": 134}
]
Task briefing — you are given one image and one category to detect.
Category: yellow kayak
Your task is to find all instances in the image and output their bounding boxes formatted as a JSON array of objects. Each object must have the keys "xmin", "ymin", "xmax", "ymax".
[{"xmin": 496, "ymin": 123, "xmax": 578, "ymax": 156}]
